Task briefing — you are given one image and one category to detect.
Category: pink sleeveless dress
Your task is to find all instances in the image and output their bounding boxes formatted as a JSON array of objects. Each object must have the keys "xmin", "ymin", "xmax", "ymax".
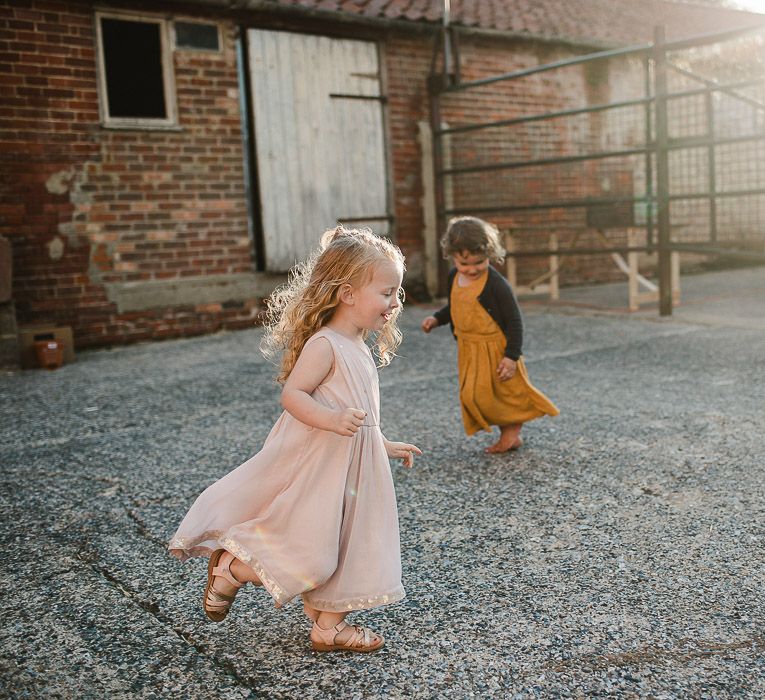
[{"xmin": 168, "ymin": 327, "xmax": 405, "ymax": 613}]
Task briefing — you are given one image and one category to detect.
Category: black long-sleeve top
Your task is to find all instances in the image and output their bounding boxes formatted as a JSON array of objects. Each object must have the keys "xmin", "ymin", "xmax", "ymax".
[{"xmin": 432, "ymin": 266, "xmax": 524, "ymax": 360}]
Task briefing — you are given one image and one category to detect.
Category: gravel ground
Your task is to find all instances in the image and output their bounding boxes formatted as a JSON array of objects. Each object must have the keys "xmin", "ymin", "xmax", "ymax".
[{"xmin": 1, "ymin": 273, "xmax": 764, "ymax": 699}]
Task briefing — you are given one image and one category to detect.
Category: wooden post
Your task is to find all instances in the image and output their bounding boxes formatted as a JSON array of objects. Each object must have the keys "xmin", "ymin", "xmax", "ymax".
[
  {"xmin": 627, "ymin": 230, "xmax": 639, "ymax": 312},
  {"xmin": 505, "ymin": 231, "xmax": 561, "ymax": 300},
  {"xmin": 549, "ymin": 234, "xmax": 559, "ymax": 300},
  {"xmin": 418, "ymin": 121, "xmax": 441, "ymax": 299},
  {"xmin": 671, "ymin": 250, "xmax": 681, "ymax": 305},
  {"xmin": 428, "ymin": 74, "xmax": 448, "ymax": 296},
  {"xmin": 505, "ymin": 233, "xmax": 518, "ymax": 288}
]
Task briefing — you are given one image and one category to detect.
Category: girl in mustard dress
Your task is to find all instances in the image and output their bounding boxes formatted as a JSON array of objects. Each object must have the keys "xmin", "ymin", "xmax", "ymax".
[{"xmin": 422, "ymin": 216, "xmax": 558, "ymax": 453}]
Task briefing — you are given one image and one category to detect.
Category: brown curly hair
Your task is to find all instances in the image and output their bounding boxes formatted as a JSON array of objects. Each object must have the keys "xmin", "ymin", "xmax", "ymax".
[
  {"xmin": 440, "ymin": 216, "xmax": 506, "ymax": 263},
  {"xmin": 261, "ymin": 226, "xmax": 406, "ymax": 383}
]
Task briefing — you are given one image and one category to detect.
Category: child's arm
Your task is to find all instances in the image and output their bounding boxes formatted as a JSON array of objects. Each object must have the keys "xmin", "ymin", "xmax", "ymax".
[
  {"xmin": 497, "ymin": 356, "xmax": 517, "ymax": 382},
  {"xmin": 489, "ymin": 272, "xmax": 523, "ymax": 360},
  {"xmin": 491, "ymin": 274, "xmax": 522, "ymax": 381},
  {"xmin": 281, "ymin": 337, "xmax": 366, "ymax": 436},
  {"xmin": 470, "ymin": 270, "xmax": 523, "ymax": 381},
  {"xmin": 382, "ymin": 437, "xmax": 422, "ymax": 468},
  {"xmin": 421, "ymin": 300, "xmax": 452, "ymax": 333},
  {"xmin": 421, "ymin": 269, "xmax": 456, "ymax": 333},
  {"xmin": 421, "ymin": 315, "xmax": 439, "ymax": 333}
]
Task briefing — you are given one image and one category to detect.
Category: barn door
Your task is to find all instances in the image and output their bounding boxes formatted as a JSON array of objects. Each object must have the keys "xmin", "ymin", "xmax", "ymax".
[{"xmin": 247, "ymin": 29, "xmax": 390, "ymax": 271}]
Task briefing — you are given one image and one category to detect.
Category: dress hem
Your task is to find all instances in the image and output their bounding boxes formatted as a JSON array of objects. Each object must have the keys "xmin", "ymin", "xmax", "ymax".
[
  {"xmin": 168, "ymin": 531, "xmax": 289, "ymax": 607},
  {"xmin": 169, "ymin": 533, "xmax": 405, "ymax": 612},
  {"xmin": 302, "ymin": 586, "xmax": 406, "ymax": 613}
]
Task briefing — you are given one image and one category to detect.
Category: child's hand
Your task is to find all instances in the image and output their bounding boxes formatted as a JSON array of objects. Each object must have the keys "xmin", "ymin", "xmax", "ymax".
[
  {"xmin": 384, "ymin": 440, "xmax": 423, "ymax": 468},
  {"xmin": 497, "ymin": 357, "xmax": 517, "ymax": 382},
  {"xmin": 421, "ymin": 316, "xmax": 438, "ymax": 333},
  {"xmin": 332, "ymin": 408, "xmax": 367, "ymax": 436}
]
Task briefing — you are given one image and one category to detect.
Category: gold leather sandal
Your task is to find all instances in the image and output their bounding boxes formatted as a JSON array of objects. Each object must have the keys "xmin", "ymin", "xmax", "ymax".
[
  {"xmin": 310, "ymin": 620, "xmax": 385, "ymax": 653},
  {"xmin": 203, "ymin": 549, "xmax": 244, "ymax": 622}
]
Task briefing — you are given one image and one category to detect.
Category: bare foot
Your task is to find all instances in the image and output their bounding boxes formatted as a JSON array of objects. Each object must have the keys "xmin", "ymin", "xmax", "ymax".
[
  {"xmin": 485, "ymin": 436, "xmax": 523, "ymax": 453},
  {"xmin": 484, "ymin": 424, "xmax": 523, "ymax": 454}
]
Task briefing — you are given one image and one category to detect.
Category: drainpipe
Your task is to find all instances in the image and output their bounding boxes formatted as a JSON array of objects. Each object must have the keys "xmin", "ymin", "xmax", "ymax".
[{"xmin": 443, "ymin": 0, "xmax": 451, "ymax": 79}]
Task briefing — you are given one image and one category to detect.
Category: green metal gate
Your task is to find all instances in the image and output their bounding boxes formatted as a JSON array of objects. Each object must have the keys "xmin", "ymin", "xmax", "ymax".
[{"xmin": 430, "ymin": 24, "xmax": 765, "ymax": 314}]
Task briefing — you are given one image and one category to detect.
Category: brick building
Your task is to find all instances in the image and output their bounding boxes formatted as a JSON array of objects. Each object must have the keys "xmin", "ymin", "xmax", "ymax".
[{"xmin": 2, "ymin": 0, "xmax": 762, "ymax": 351}]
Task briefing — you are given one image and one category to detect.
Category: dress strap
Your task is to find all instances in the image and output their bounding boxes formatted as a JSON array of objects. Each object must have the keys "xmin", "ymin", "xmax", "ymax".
[{"xmin": 303, "ymin": 329, "xmax": 332, "ymax": 346}]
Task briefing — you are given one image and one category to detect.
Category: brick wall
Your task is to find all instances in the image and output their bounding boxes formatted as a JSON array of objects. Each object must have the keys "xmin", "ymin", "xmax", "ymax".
[
  {"xmin": 384, "ymin": 31, "xmax": 435, "ymax": 296},
  {"xmin": 1, "ymin": 0, "xmax": 262, "ymax": 349}
]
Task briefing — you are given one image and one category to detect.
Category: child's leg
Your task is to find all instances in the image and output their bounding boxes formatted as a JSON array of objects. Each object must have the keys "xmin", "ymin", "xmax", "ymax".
[
  {"xmin": 230, "ymin": 558, "xmax": 262, "ymax": 586},
  {"xmin": 485, "ymin": 422, "xmax": 523, "ymax": 454},
  {"xmin": 203, "ymin": 550, "xmax": 262, "ymax": 622},
  {"xmin": 317, "ymin": 610, "xmax": 348, "ymax": 629},
  {"xmin": 303, "ymin": 605, "xmax": 347, "ymax": 629},
  {"xmin": 213, "ymin": 552, "xmax": 262, "ymax": 591},
  {"xmin": 306, "ymin": 606, "xmax": 384, "ymax": 653}
]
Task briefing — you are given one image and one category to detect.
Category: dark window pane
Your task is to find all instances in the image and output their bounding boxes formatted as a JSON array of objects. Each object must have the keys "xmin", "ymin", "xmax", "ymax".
[
  {"xmin": 101, "ymin": 18, "xmax": 166, "ymax": 119},
  {"xmin": 175, "ymin": 21, "xmax": 219, "ymax": 51}
]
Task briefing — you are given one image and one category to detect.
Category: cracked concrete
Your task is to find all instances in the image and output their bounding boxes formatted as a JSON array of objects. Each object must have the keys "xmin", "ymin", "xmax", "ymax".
[{"xmin": 1, "ymin": 267, "xmax": 764, "ymax": 698}]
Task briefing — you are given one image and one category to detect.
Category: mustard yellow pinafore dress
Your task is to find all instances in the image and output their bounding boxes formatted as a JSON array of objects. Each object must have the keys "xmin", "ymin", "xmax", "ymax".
[{"xmin": 451, "ymin": 271, "xmax": 559, "ymax": 436}]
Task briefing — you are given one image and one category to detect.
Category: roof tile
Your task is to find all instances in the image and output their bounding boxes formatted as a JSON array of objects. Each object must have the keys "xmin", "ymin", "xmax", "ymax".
[{"xmin": 262, "ymin": 0, "xmax": 765, "ymax": 47}]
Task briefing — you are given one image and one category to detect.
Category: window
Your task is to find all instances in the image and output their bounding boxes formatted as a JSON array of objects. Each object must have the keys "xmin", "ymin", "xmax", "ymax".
[
  {"xmin": 174, "ymin": 21, "xmax": 220, "ymax": 52},
  {"xmin": 96, "ymin": 12, "xmax": 177, "ymax": 128}
]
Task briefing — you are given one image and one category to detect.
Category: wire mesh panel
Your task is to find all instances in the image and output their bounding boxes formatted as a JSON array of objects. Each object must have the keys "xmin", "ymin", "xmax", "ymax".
[{"xmin": 664, "ymin": 28, "xmax": 765, "ymax": 252}]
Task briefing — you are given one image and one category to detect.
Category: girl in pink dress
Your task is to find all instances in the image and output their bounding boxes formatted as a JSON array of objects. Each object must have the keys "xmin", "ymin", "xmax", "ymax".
[{"xmin": 169, "ymin": 226, "xmax": 421, "ymax": 653}]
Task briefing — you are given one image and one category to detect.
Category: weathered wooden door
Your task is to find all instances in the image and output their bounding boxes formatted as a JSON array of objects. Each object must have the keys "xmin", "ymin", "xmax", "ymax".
[{"xmin": 247, "ymin": 29, "xmax": 389, "ymax": 271}]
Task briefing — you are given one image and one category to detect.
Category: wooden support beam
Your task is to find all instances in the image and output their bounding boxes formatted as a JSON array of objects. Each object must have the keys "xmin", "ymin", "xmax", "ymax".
[{"xmin": 505, "ymin": 233, "xmax": 560, "ymax": 299}]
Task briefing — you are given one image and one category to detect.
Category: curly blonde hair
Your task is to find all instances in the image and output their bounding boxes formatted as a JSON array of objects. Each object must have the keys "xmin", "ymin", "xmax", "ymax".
[
  {"xmin": 261, "ymin": 226, "xmax": 406, "ymax": 383},
  {"xmin": 440, "ymin": 216, "xmax": 506, "ymax": 263}
]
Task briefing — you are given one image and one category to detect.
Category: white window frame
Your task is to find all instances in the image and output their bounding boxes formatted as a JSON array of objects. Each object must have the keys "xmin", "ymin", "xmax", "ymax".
[{"xmin": 95, "ymin": 10, "xmax": 179, "ymax": 130}]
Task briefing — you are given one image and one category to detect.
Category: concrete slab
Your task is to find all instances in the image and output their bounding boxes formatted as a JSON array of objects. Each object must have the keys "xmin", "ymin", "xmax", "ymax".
[
  {"xmin": 1, "ymin": 268, "xmax": 764, "ymax": 698},
  {"xmin": 104, "ymin": 272, "xmax": 285, "ymax": 313},
  {"xmin": 521, "ymin": 265, "xmax": 765, "ymax": 330}
]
